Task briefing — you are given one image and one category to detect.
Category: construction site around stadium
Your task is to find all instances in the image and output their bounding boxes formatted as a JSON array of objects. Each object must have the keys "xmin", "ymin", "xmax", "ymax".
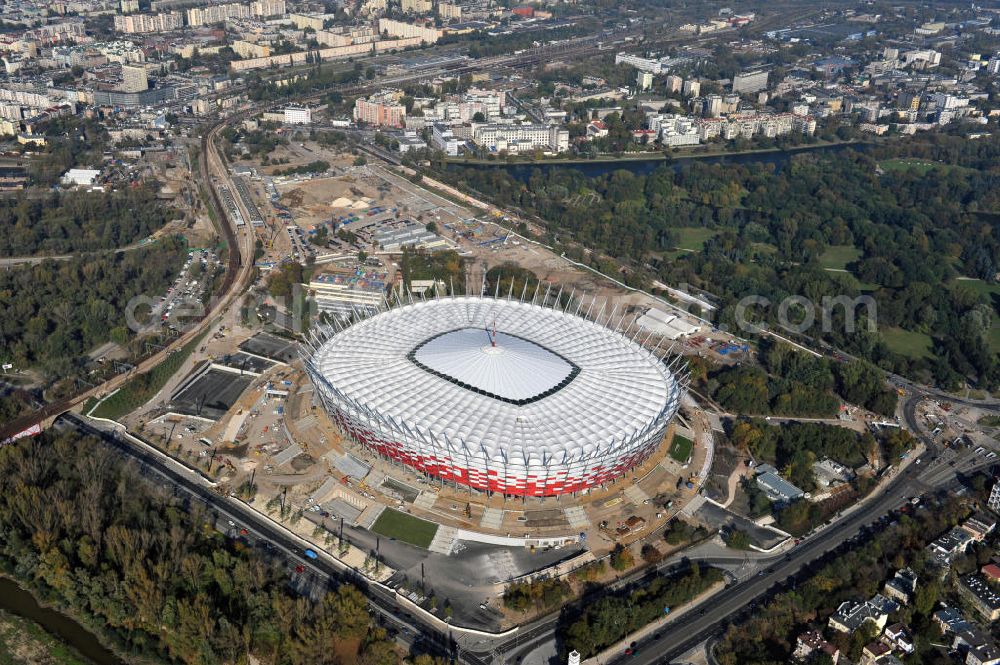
[{"xmin": 305, "ymin": 291, "xmax": 688, "ymax": 497}]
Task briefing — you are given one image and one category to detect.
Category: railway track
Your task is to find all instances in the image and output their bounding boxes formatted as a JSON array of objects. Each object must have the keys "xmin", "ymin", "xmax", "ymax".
[
  {"xmin": 0, "ymin": 121, "xmax": 242, "ymax": 442},
  {"xmin": 1, "ymin": 8, "xmax": 820, "ymax": 442}
]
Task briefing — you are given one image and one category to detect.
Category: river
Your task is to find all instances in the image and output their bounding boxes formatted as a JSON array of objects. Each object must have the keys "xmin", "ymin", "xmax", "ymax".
[
  {"xmin": 447, "ymin": 141, "xmax": 870, "ymax": 180},
  {"xmin": 0, "ymin": 577, "xmax": 126, "ymax": 665}
]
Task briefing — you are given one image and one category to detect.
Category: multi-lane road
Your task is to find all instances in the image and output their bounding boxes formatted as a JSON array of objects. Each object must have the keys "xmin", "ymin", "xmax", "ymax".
[{"xmin": 468, "ymin": 392, "xmax": 997, "ymax": 665}]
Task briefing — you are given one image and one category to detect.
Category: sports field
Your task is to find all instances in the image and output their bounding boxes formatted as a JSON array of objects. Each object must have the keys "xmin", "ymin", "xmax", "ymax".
[
  {"xmin": 370, "ymin": 508, "xmax": 439, "ymax": 549},
  {"xmin": 669, "ymin": 435, "xmax": 694, "ymax": 464}
]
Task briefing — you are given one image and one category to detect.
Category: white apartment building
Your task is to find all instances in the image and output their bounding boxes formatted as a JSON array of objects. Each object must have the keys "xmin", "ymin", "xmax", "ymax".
[
  {"xmin": 120, "ymin": 64, "xmax": 148, "ymax": 93},
  {"xmin": 187, "ymin": 3, "xmax": 250, "ymax": 26},
  {"xmin": 377, "ymin": 18, "xmax": 442, "ymax": 43},
  {"xmin": 402, "ymin": 0, "xmax": 432, "ymax": 12},
  {"xmin": 431, "ymin": 123, "xmax": 463, "ymax": 156},
  {"xmin": 283, "ymin": 106, "xmax": 312, "ymax": 124},
  {"xmin": 651, "ymin": 114, "xmax": 700, "ymax": 146},
  {"xmin": 94, "ymin": 41, "xmax": 146, "ymax": 64},
  {"xmin": 113, "ymin": 12, "xmax": 183, "ymax": 33},
  {"xmin": 250, "ymin": 0, "xmax": 285, "ymax": 17},
  {"xmin": 931, "ymin": 93, "xmax": 969, "ymax": 111},
  {"xmin": 682, "ymin": 79, "xmax": 700, "ymax": 97},
  {"xmin": 615, "ymin": 52, "xmax": 663, "ymax": 74},
  {"xmin": 472, "ymin": 123, "xmax": 569, "ymax": 154},
  {"xmin": 901, "ymin": 49, "xmax": 941, "ymax": 68}
]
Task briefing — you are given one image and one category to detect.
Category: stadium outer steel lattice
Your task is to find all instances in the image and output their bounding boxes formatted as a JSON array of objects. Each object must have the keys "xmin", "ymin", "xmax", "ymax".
[{"xmin": 303, "ymin": 287, "xmax": 689, "ymax": 497}]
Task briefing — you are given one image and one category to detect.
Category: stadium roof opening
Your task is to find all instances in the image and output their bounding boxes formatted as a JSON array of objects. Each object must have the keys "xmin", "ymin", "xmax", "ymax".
[{"xmin": 410, "ymin": 328, "xmax": 578, "ymax": 405}]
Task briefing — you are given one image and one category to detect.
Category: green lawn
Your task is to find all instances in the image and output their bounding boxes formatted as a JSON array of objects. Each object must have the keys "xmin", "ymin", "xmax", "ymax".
[
  {"xmin": 674, "ymin": 227, "xmax": 718, "ymax": 252},
  {"xmin": 819, "ymin": 245, "xmax": 861, "ymax": 271},
  {"xmin": 990, "ymin": 325, "xmax": 1000, "ymax": 354},
  {"xmin": 880, "ymin": 158, "xmax": 974, "ymax": 177},
  {"xmin": 669, "ymin": 434, "xmax": 694, "ymax": 464},
  {"xmin": 882, "ymin": 327, "xmax": 934, "ymax": 359},
  {"xmin": 879, "ymin": 159, "xmax": 939, "ymax": 176},
  {"xmin": 953, "ymin": 278, "xmax": 1000, "ymax": 298},
  {"xmin": 371, "ymin": 508, "xmax": 439, "ymax": 549}
]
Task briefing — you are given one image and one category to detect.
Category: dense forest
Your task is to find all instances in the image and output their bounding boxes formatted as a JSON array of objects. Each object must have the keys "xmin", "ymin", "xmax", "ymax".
[
  {"xmin": 0, "ymin": 429, "xmax": 401, "ymax": 665},
  {"xmin": 714, "ymin": 494, "xmax": 974, "ymax": 665},
  {"xmin": 0, "ymin": 236, "xmax": 187, "ymax": 378},
  {"xmin": 696, "ymin": 339, "xmax": 898, "ymax": 417},
  {"xmin": 440, "ymin": 132, "xmax": 1000, "ymax": 390},
  {"xmin": 0, "ymin": 186, "xmax": 173, "ymax": 256},
  {"xmin": 559, "ymin": 563, "xmax": 724, "ymax": 658}
]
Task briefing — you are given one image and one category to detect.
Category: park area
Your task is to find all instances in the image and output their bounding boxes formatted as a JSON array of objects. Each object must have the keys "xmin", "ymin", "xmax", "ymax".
[{"xmin": 370, "ymin": 508, "xmax": 438, "ymax": 549}]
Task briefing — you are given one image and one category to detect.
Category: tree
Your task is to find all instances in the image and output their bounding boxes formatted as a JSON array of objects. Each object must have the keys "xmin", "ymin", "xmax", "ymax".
[
  {"xmin": 724, "ymin": 529, "xmax": 751, "ymax": 550},
  {"xmin": 610, "ymin": 544, "xmax": 634, "ymax": 571},
  {"xmin": 641, "ymin": 544, "xmax": 664, "ymax": 564}
]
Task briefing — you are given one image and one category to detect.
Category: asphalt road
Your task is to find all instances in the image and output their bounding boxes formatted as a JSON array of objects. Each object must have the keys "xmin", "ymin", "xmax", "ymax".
[{"xmin": 482, "ymin": 394, "xmax": 996, "ymax": 665}]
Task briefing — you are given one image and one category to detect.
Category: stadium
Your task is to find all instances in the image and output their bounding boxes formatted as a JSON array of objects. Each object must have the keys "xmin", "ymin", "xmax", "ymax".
[{"xmin": 305, "ymin": 293, "xmax": 686, "ymax": 497}]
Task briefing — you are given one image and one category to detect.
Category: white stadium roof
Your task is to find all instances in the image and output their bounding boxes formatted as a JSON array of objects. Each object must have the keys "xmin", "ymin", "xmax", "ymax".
[{"xmin": 310, "ymin": 297, "xmax": 679, "ymax": 465}]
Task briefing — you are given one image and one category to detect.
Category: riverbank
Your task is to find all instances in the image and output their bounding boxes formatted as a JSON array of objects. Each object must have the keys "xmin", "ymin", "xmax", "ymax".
[
  {"xmin": 0, "ymin": 607, "xmax": 93, "ymax": 665},
  {"xmin": 0, "ymin": 577, "xmax": 126, "ymax": 665},
  {"xmin": 444, "ymin": 139, "xmax": 867, "ymax": 168}
]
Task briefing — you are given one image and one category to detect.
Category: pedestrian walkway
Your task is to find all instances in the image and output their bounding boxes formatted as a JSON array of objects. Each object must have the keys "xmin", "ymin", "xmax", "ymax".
[
  {"xmin": 428, "ymin": 525, "xmax": 458, "ymax": 555},
  {"xmin": 358, "ymin": 504, "xmax": 385, "ymax": 529},
  {"xmin": 272, "ymin": 443, "xmax": 301, "ymax": 467},
  {"xmin": 680, "ymin": 494, "xmax": 705, "ymax": 518},
  {"xmin": 624, "ymin": 484, "xmax": 650, "ymax": 505},
  {"xmin": 481, "ymin": 507, "xmax": 504, "ymax": 530},
  {"xmin": 413, "ymin": 491, "xmax": 437, "ymax": 511},
  {"xmin": 564, "ymin": 505, "xmax": 590, "ymax": 529}
]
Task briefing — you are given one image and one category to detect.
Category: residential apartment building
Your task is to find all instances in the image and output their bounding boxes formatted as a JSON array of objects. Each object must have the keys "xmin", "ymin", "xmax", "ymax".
[
  {"xmin": 250, "ymin": 0, "xmax": 285, "ymax": 17},
  {"xmin": 989, "ymin": 481, "xmax": 1000, "ymax": 512},
  {"xmin": 960, "ymin": 575, "xmax": 1000, "ymax": 622},
  {"xmin": 113, "ymin": 12, "xmax": 183, "ymax": 32},
  {"xmin": 232, "ymin": 40, "xmax": 270, "ymax": 59},
  {"xmin": 377, "ymin": 18, "xmax": 442, "ymax": 43},
  {"xmin": 472, "ymin": 123, "xmax": 569, "ymax": 154},
  {"xmin": 430, "ymin": 123, "xmax": 463, "ymax": 155},
  {"xmin": 187, "ymin": 3, "xmax": 251, "ymax": 26},
  {"xmin": 695, "ymin": 112, "xmax": 815, "ymax": 141},
  {"xmin": 651, "ymin": 114, "xmax": 699, "ymax": 146},
  {"xmin": 120, "ymin": 64, "xmax": 148, "ymax": 93},
  {"xmin": 438, "ymin": 2, "xmax": 462, "ymax": 19},
  {"xmin": 615, "ymin": 52, "xmax": 664, "ymax": 74},
  {"xmin": 401, "ymin": 0, "xmax": 432, "ymax": 12},
  {"xmin": 354, "ymin": 93, "xmax": 406, "ymax": 127},
  {"xmin": 283, "ymin": 106, "xmax": 311, "ymax": 124}
]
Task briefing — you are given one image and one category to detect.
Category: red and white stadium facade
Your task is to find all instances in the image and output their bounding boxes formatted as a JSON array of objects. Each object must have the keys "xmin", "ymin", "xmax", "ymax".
[{"xmin": 305, "ymin": 289, "xmax": 687, "ymax": 497}]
